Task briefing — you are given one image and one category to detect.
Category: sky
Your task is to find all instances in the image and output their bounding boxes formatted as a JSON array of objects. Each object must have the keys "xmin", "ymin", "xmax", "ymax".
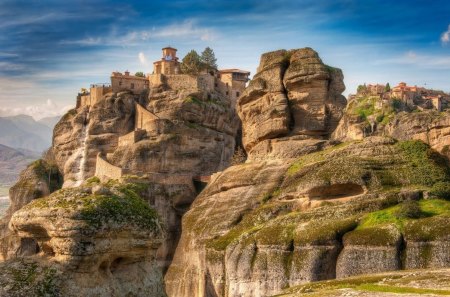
[{"xmin": 0, "ymin": 0, "xmax": 450, "ymax": 119}]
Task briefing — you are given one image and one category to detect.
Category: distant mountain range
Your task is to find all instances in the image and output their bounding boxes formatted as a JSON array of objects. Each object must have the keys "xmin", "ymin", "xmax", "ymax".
[
  {"xmin": 0, "ymin": 115, "xmax": 61, "ymax": 153},
  {"xmin": 0, "ymin": 143, "xmax": 40, "ymax": 187}
]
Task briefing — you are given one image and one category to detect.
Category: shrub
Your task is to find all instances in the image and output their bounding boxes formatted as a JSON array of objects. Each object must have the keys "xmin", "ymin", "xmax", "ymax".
[
  {"xmin": 376, "ymin": 114, "xmax": 385, "ymax": 123},
  {"xmin": 391, "ymin": 98, "xmax": 402, "ymax": 110},
  {"xmin": 394, "ymin": 200, "xmax": 422, "ymax": 219},
  {"xmin": 429, "ymin": 181, "xmax": 450, "ymax": 200}
]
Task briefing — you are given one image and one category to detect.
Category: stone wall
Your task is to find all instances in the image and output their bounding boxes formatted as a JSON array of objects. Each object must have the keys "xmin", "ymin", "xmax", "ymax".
[
  {"xmin": 95, "ymin": 153, "xmax": 123, "ymax": 181},
  {"xmin": 163, "ymin": 74, "xmax": 202, "ymax": 93},
  {"xmin": 118, "ymin": 129, "xmax": 146, "ymax": 147},
  {"xmin": 135, "ymin": 103, "xmax": 160, "ymax": 132}
]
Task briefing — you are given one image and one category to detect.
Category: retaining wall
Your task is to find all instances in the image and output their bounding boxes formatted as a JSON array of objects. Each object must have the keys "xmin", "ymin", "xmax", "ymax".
[{"xmin": 95, "ymin": 154, "xmax": 123, "ymax": 181}]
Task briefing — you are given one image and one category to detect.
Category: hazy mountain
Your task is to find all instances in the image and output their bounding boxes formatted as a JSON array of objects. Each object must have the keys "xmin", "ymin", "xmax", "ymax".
[
  {"xmin": 0, "ymin": 143, "xmax": 39, "ymax": 187},
  {"xmin": 0, "ymin": 115, "xmax": 56, "ymax": 152},
  {"xmin": 38, "ymin": 115, "xmax": 62, "ymax": 129}
]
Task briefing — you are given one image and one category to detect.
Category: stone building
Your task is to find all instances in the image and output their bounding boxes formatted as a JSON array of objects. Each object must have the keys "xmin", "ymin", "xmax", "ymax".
[
  {"xmin": 153, "ymin": 47, "xmax": 180, "ymax": 75},
  {"xmin": 111, "ymin": 71, "xmax": 149, "ymax": 94},
  {"xmin": 366, "ymin": 84, "xmax": 386, "ymax": 96},
  {"xmin": 76, "ymin": 83, "xmax": 112, "ymax": 108},
  {"xmin": 217, "ymin": 69, "xmax": 250, "ymax": 105},
  {"xmin": 77, "ymin": 46, "xmax": 250, "ymax": 109}
]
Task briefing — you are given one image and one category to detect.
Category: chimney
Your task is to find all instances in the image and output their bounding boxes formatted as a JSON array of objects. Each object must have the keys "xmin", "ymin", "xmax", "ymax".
[{"xmin": 125, "ymin": 70, "xmax": 130, "ymax": 76}]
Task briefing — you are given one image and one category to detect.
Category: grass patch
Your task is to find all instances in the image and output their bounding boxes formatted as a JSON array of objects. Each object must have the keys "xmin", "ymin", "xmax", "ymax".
[
  {"xmin": 287, "ymin": 142, "xmax": 351, "ymax": 176},
  {"xmin": 357, "ymin": 199, "xmax": 450, "ymax": 231},
  {"xmin": 356, "ymin": 284, "xmax": 450, "ymax": 295},
  {"xmin": 26, "ymin": 181, "xmax": 161, "ymax": 231}
]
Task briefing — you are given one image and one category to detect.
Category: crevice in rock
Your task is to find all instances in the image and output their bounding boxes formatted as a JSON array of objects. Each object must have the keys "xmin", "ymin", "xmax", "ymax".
[
  {"xmin": 308, "ymin": 183, "xmax": 364, "ymax": 200},
  {"xmin": 398, "ymin": 235, "xmax": 407, "ymax": 270}
]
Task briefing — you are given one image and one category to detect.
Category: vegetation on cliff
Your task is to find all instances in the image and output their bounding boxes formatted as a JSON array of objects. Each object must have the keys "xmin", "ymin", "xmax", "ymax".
[{"xmin": 24, "ymin": 180, "xmax": 161, "ymax": 231}]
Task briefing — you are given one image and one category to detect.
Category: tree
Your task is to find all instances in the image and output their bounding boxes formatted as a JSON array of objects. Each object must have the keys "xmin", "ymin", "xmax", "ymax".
[
  {"xmin": 135, "ymin": 71, "xmax": 145, "ymax": 77},
  {"xmin": 181, "ymin": 50, "xmax": 202, "ymax": 74},
  {"xmin": 200, "ymin": 47, "xmax": 218, "ymax": 71},
  {"xmin": 385, "ymin": 82, "xmax": 391, "ymax": 92}
]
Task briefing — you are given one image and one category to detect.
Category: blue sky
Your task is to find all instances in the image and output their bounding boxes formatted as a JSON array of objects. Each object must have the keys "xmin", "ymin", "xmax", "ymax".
[{"xmin": 0, "ymin": 0, "xmax": 450, "ymax": 119}]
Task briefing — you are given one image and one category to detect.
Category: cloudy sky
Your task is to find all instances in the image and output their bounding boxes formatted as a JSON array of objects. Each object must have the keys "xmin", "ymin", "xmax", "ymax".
[{"xmin": 1, "ymin": 0, "xmax": 450, "ymax": 119}]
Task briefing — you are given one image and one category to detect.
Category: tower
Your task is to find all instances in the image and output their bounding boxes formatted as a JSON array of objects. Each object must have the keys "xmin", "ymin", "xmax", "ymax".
[{"xmin": 153, "ymin": 47, "xmax": 180, "ymax": 75}]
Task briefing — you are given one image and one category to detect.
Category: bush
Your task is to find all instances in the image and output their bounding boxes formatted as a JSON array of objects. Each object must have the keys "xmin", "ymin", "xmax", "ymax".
[
  {"xmin": 391, "ymin": 98, "xmax": 402, "ymax": 110},
  {"xmin": 394, "ymin": 200, "xmax": 422, "ymax": 219},
  {"xmin": 429, "ymin": 182, "xmax": 450, "ymax": 200}
]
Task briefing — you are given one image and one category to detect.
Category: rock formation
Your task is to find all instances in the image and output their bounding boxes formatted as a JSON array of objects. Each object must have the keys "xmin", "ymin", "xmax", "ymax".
[
  {"xmin": 2, "ymin": 179, "xmax": 166, "ymax": 296},
  {"xmin": 165, "ymin": 136, "xmax": 450, "ymax": 297},
  {"xmin": 238, "ymin": 48, "xmax": 346, "ymax": 160},
  {"xmin": 333, "ymin": 93, "xmax": 450, "ymax": 159},
  {"xmin": 165, "ymin": 48, "xmax": 450, "ymax": 297},
  {"xmin": 2, "ymin": 46, "xmax": 450, "ymax": 297},
  {"xmin": 0, "ymin": 159, "xmax": 62, "ymax": 261}
]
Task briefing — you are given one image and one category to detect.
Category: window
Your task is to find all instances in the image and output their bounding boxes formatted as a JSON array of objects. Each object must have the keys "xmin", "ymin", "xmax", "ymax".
[
  {"xmin": 226, "ymin": 83, "xmax": 229, "ymax": 87},
  {"xmin": 236, "ymin": 91, "xmax": 240, "ymax": 97},
  {"xmin": 119, "ymin": 81, "xmax": 122, "ymax": 86},
  {"xmin": 215, "ymin": 83, "xmax": 218, "ymax": 87},
  {"xmin": 226, "ymin": 91, "xmax": 229, "ymax": 95},
  {"xmin": 131, "ymin": 83, "xmax": 134, "ymax": 89}
]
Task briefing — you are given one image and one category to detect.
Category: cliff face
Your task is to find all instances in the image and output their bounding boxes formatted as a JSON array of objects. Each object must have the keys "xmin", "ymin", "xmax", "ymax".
[
  {"xmin": 3, "ymin": 179, "xmax": 166, "ymax": 296},
  {"xmin": 333, "ymin": 97, "xmax": 450, "ymax": 159},
  {"xmin": 53, "ymin": 92, "xmax": 136, "ymax": 188},
  {"xmin": 2, "ymin": 47, "xmax": 450, "ymax": 297},
  {"xmin": 165, "ymin": 48, "xmax": 450, "ymax": 297},
  {"xmin": 165, "ymin": 137, "xmax": 450, "ymax": 297},
  {"xmin": 0, "ymin": 159, "xmax": 62, "ymax": 260},
  {"xmin": 238, "ymin": 48, "xmax": 346, "ymax": 161}
]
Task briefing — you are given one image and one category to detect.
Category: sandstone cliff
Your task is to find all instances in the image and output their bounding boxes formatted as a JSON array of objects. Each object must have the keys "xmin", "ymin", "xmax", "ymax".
[
  {"xmin": 165, "ymin": 48, "xmax": 450, "ymax": 297},
  {"xmin": 238, "ymin": 48, "xmax": 346, "ymax": 161},
  {"xmin": 2, "ymin": 47, "xmax": 450, "ymax": 297},
  {"xmin": 0, "ymin": 158, "xmax": 62, "ymax": 261},
  {"xmin": 165, "ymin": 137, "xmax": 450, "ymax": 297},
  {"xmin": 333, "ymin": 96, "xmax": 450, "ymax": 159},
  {"xmin": 1, "ymin": 179, "xmax": 166, "ymax": 296}
]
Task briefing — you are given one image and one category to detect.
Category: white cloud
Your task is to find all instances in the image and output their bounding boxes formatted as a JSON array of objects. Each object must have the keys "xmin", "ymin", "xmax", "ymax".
[
  {"xmin": 60, "ymin": 19, "xmax": 217, "ymax": 46},
  {"xmin": 138, "ymin": 52, "xmax": 148, "ymax": 66},
  {"xmin": 0, "ymin": 99, "xmax": 73, "ymax": 120},
  {"xmin": 441, "ymin": 25, "xmax": 450, "ymax": 44}
]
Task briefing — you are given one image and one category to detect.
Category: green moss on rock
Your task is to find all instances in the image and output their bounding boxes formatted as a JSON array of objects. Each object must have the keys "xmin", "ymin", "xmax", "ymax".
[{"xmin": 26, "ymin": 181, "xmax": 161, "ymax": 231}]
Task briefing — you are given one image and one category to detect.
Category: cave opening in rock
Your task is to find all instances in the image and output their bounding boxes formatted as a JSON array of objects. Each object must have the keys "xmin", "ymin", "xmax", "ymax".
[
  {"xmin": 110, "ymin": 257, "xmax": 125, "ymax": 274},
  {"xmin": 16, "ymin": 237, "xmax": 39, "ymax": 257},
  {"xmin": 308, "ymin": 183, "xmax": 364, "ymax": 199}
]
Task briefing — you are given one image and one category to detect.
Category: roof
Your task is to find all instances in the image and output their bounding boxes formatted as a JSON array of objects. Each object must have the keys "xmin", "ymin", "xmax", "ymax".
[
  {"xmin": 219, "ymin": 68, "xmax": 250, "ymax": 74},
  {"xmin": 162, "ymin": 46, "xmax": 177, "ymax": 50}
]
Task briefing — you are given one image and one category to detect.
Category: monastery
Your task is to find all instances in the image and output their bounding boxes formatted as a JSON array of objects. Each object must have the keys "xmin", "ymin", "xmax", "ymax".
[
  {"xmin": 74, "ymin": 46, "xmax": 249, "ymax": 183},
  {"xmin": 77, "ymin": 46, "xmax": 250, "ymax": 108},
  {"xmin": 354, "ymin": 82, "xmax": 450, "ymax": 111}
]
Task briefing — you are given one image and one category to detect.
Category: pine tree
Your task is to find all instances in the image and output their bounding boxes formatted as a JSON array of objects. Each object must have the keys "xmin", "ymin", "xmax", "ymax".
[
  {"xmin": 200, "ymin": 47, "xmax": 218, "ymax": 71},
  {"xmin": 181, "ymin": 50, "xmax": 202, "ymax": 74},
  {"xmin": 385, "ymin": 82, "xmax": 391, "ymax": 92}
]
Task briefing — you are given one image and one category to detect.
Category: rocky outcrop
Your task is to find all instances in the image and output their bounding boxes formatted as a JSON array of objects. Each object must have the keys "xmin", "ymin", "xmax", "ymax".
[
  {"xmin": 238, "ymin": 48, "xmax": 346, "ymax": 160},
  {"xmin": 6, "ymin": 180, "xmax": 165, "ymax": 297},
  {"xmin": 0, "ymin": 159, "xmax": 62, "ymax": 261},
  {"xmin": 333, "ymin": 98, "xmax": 450, "ymax": 160},
  {"xmin": 165, "ymin": 136, "xmax": 450, "ymax": 297},
  {"xmin": 53, "ymin": 92, "xmax": 136, "ymax": 187}
]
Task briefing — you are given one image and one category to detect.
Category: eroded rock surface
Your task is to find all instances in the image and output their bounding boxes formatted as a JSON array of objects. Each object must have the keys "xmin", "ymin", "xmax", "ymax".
[
  {"xmin": 7, "ymin": 180, "xmax": 166, "ymax": 297},
  {"xmin": 333, "ymin": 97, "xmax": 450, "ymax": 159},
  {"xmin": 0, "ymin": 159, "xmax": 62, "ymax": 261},
  {"xmin": 238, "ymin": 48, "xmax": 346, "ymax": 160},
  {"xmin": 166, "ymin": 137, "xmax": 450, "ymax": 297}
]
